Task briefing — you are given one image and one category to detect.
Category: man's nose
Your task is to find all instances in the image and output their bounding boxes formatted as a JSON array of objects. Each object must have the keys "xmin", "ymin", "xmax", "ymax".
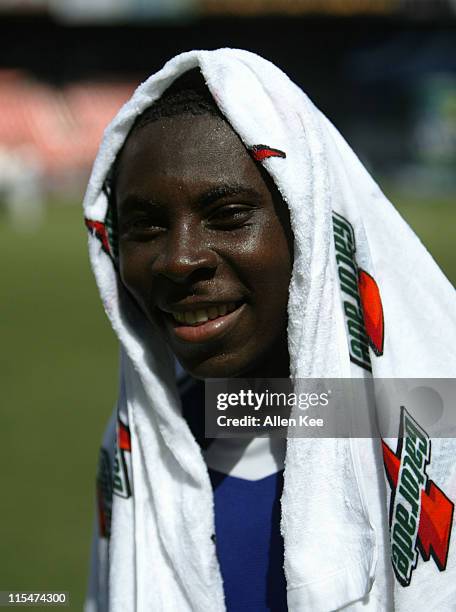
[{"xmin": 151, "ymin": 222, "xmax": 218, "ymax": 283}]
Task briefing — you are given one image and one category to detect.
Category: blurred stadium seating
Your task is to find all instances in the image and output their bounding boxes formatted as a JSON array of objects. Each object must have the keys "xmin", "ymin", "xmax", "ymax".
[{"xmin": 0, "ymin": 69, "xmax": 133, "ymax": 179}]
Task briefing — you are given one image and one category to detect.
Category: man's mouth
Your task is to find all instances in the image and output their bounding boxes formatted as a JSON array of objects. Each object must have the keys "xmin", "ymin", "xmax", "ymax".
[
  {"xmin": 161, "ymin": 301, "xmax": 245, "ymax": 343},
  {"xmin": 169, "ymin": 302, "xmax": 238, "ymax": 326}
]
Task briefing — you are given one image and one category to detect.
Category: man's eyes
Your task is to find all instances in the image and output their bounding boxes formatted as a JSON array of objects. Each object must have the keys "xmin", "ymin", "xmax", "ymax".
[
  {"xmin": 119, "ymin": 204, "xmax": 256, "ymax": 238},
  {"xmin": 119, "ymin": 215, "xmax": 166, "ymax": 238},
  {"xmin": 206, "ymin": 204, "xmax": 255, "ymax": 229}
]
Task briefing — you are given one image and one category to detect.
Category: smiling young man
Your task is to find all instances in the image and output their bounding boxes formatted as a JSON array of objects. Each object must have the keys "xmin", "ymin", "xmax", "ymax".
[
  {"xmin": 84, "ymin": 50, "xmax": 456, "ymax": 612},
  {"xmin": 112, "ymin": 75, "xmax": 293, "ymax": 380}
]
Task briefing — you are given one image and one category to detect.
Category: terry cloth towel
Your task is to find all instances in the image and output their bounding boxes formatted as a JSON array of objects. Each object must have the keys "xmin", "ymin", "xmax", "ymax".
[{"xmin": 83, "ymin": 49, "xmax": 456, "ymax": 611}]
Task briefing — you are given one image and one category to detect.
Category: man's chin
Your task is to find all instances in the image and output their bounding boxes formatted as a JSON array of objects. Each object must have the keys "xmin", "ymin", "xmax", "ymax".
[{"xmin": 177, "ymin": 353, "xmax": 252, "ymax": 380}]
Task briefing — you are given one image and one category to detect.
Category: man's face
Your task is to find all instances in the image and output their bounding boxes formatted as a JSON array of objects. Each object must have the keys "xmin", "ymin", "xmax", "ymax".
[{"xmin": 115, "ymin": 113, "xmax": 293, "ymax": 378}]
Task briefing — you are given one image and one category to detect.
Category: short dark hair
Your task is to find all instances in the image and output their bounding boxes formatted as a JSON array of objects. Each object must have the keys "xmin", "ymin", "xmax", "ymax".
[
  {"xmin": 103, "ymin": 68, "xmax": 223, "ymax": 261},
  {"xmin": 133, "ymin": 68, "xmax": 222, "ymax": 128}
]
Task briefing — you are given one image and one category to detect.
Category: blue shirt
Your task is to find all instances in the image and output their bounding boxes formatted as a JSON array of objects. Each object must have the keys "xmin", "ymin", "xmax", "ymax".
[{"xmin": 209, "ymin": 468, "xmax": 288, "ymax": 612}]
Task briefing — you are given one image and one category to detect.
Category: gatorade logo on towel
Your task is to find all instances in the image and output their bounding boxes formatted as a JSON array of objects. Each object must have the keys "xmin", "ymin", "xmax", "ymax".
[
  {"xmin": 382, "ymin": 408, "xmax": 454, "ymax": 586},
  {"xmin": 249, "ymin": 144, "xmax": 286, "ymax": 162},
  {"xmin": 113, "ymin": 418, "xmax": 132, "ymax": 499},
  {"xmin": 85, "ymin": 217, "xmax": 112, "ymax": 258},
  {"xmin": 96, "ymin": 417, "xmax": 132, "ymax": 538},
  {"xmin": 96, "ymin": 448, "xmax": 113, "ymax": 539},
  {"xmin": 332, "ymin": 212, "xmax": 384, "ymax": 371}
]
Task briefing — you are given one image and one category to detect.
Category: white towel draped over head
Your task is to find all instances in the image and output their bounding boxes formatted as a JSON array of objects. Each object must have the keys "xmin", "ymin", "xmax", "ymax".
[{"xmin": 83, "ymin": 49, "xmax": 456, "ymax": 611}]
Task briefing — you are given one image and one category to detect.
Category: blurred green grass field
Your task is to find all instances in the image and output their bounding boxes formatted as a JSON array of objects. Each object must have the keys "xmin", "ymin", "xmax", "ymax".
[
  {"xmin": 1, "ymin": 202, "xmax": 117, "ymax": 610},
  {"xmin": 0, "ymin": 195, "xmax": 454, "ymax": 610}
]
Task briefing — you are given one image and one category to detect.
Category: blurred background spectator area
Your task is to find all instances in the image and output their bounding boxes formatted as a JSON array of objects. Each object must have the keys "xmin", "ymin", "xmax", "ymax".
[
  {"xmin": 1, "ymin": 2, "xmax": 455, "ymax": 610},
  {"xmin": 1, "ymin": 0, "xmax": 456, "ymax": 207},
  {"xmin": 0, "ymin": 70, "xmax": 133, "ymax": 183}
]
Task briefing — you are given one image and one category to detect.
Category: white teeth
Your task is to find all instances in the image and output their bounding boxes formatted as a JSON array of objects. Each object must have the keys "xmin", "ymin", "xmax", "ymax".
[
  {"xmin": 208, "ymin": 306, "xmax": 218, "ymax": 320},
  {"xmin": 184, "ymin": 311, "xmax": 196, "ymax": 325},
  {"xmin": 170, "ymin": 303, "xmax": 239, "ymax": 325},
  {"xmin": 195, "ymin": 309, "xmax": 209, "ymax": 323}
]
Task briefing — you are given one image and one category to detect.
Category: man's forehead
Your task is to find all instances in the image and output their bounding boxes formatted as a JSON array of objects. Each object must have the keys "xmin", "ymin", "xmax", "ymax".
[
  {"xmin": 115, "ymin": 113, "xmax": 264, "ymax": 200},
  {"xmin": 122, "ymin": 113, "xmax": 244, "ymax": 161}
]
